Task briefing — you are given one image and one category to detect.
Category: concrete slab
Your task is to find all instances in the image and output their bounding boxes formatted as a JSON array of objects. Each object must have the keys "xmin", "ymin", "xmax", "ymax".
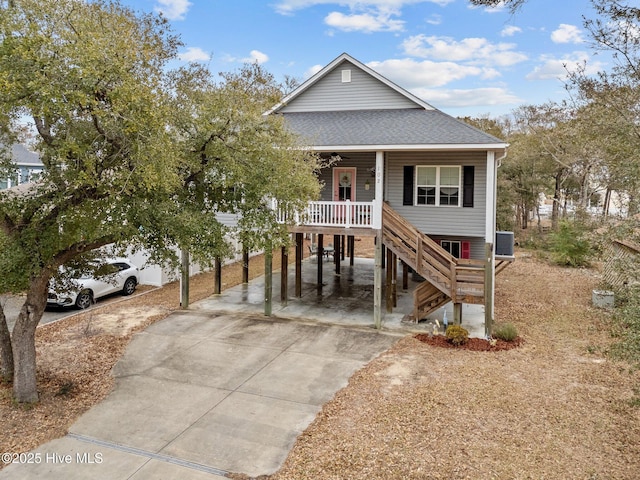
[
  {"xmin": 161, "ymin": 391, "xmax": 320, "ymax": 477},
  {"xmin": 238, "ymin": 350, "xmax": 365, "ymax": 405},
  {"xmin": 70, "ymin": 376, "xmax": 230, "ymax": 453},
  {"xmin": 0, "ymin": 436, "xmax": 148, "ymax": 480},
  {"xmin": 129, "ymin": 459, "xmax": 228, "ymax": 480},
  {"xmin": 143, "ymin": 338, "xmax": 282, "ymax": 390},
  {"xmin": 1, "ymin": 311, "xmax": 399, "ymax": 480},
  {"xmin": 194, "ymin": 257, "xmax": 486, "ymax": 338}
]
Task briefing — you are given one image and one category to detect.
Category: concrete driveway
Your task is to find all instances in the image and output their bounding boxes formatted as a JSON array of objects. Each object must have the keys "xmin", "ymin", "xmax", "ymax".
[{"xmin": 0, "ymin": 310, "xmax": 399, "ymax": 479}]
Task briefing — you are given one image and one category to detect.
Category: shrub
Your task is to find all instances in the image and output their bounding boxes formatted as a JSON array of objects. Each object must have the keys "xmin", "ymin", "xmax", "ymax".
[
  {"xmin": 445, "ymin": 325, "xmax": 469, "ymax": 346},
  {"xmin": 493, "ymin": 323, "xmax": 518, "ymax": 342},
  {"xmin": 549, "ymin": 220, "xmax": 592, "ymax": 267}
]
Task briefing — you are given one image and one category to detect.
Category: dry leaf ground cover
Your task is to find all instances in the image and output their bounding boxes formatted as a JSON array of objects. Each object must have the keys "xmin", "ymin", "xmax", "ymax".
[
  {"xmin": 2, "ymin": 246, "xmax": 640, "ymax": 480},
  {"xmin": 268, "ymin": 254, "xmax": 640, "ymax": 480},
  {"xmin": 0, "ymin": 246, "xmax": 298, "ymax": 462}
]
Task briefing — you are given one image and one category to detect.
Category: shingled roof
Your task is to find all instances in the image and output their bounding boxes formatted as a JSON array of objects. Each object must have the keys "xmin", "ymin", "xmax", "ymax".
[
  {"xmin": 280, "ymin": 108, "xmax": 504, "ymax": 149},
  {"xmin": 268, "ymin": 53, "xmax": 506, "ymax": 151}
]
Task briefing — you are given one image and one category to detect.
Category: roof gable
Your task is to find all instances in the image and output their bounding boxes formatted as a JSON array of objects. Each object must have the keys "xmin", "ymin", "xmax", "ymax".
[{"xmin": 268, "ymin": 53, "xmax": 434, "ymax": 115}]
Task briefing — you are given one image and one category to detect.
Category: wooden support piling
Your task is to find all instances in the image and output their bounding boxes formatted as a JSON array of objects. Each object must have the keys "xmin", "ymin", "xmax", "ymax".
[
  {"xmin": 386, "ymin": 247, "xmax": 393, "ymax": 313},
  {"xmin": 180, "ymin": 249, "xmax": 189, "ymax": 309},
  {"xmin": 334, "ymin": 234, "xmax": 341, "ymax": 275},
  {"xmin": 265, "ymin": 245, "xmax": 272, "ymax": 316},
  {"xmin": 317, "ymin": 234, "xmax": 324, "ymax": 290},
  {"xmin": 295, "ymin": 232, "xmax": 303, "ymax": 298},
  {"xmin": 348, "ymin": 235, "xmax": 355, "ymax": 266},
  {"xmin": 402, "ymin": 261, "xmax": 408, "ymax": 290},
  {"xmin": 374, "ymin": 232, "xmax": 382, "ymax": 329},
  {"xmin": 214, "ymin": 256, "xmax": 222, "ymax": 295},
  {"xmin": 242, "ymin": 248, "xmax": 249, "ymax": 284},
  {"xmin": 453, "ymin": 303, "xmax": 462, "ymax": 325},
  {"xmin": 280, "ymin": 246, "xmax": 288, "ymax": 304}
]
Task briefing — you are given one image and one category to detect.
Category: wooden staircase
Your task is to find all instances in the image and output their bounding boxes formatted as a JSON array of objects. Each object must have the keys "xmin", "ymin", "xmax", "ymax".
[{"xmin": 381, "ymin": 203, "xmax": 486, "ymax": 320}]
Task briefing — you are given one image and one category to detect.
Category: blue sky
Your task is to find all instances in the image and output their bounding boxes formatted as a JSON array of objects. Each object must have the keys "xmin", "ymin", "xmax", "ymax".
[{"xmin": 121, "ymin": 0, "xmax": 606, "ymax": 118}]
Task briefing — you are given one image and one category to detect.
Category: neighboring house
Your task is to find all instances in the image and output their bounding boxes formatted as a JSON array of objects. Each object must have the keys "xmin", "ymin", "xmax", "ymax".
[
  {"xmin": 267, "ymin": 53, "xmax": 512, "ymax": 333},
  {"xmin": 0, "ymin": 144, "xmax": 44, "ymax": 190},
  {"xmin": 603, "ymin": 239, "xmax": 640, "ymax": 289}
]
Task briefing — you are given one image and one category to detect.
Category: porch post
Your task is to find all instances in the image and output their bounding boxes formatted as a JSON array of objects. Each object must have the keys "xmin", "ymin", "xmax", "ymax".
[
  {"xmin": 373, "ymin": 151, "xmax": 384, "ymax": 230},
  {"xmin": 392, "ymin": 252, "xmax": 397, "ymax": 307},
  {"xmin": 295, "ymin": 233, "xmax": 303, "ymax": 298},
  {"xmin": 265, "ymin": 243, "xmax": 272, "ymax": 316},
  {"xmin": 334, "ymin": 234, "xmax": 341, "ymax": 275},
  {"xmin": 453, "ymin": 303, "xmax": 462, "ymax": 325},
  {"xmin": 180, "ymin": 248, "xmax": 189, "ymax": 309},
  {"xmin": 485, "ymin": 150, "xmax": 498, "ymax": 336},
  {"xmin": 214, "ymin": 256, "xmax": 222, "ymax": 295},
  {"xmin": 402, "ymin": 261, "xmax": 408, "ymax": 290},
  {"xmin": 485, "ymin": 243, "xmax": 494, "ymax": 337},
  {"xmin": 317, "ymin": 234, "xmax": 324, "ymax": 290},
  {"xmin": 373, "ymin": 150, "xmax": 384, "ymax": 329},
  {"xmin": 242, "ymin": 247, "xmax": 249, "ymax": 284},
  {"xmin": 348, "ymin": 235, "xmax": 355, "ymax": 266},
  {"xmin": 374, "ymin": 232, "xmax": 383, "ymax": 329},
  {"xmin": 386, "ymin": 248, "xmax": 393, "ymax": 313},
  {"xmin": 280, "ymin": 246, "xmax": 288, "ymax": 305}
]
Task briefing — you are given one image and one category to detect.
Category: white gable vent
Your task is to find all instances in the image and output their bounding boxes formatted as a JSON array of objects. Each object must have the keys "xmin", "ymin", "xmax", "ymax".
[{"xmin": 341, "ymin": 69, "xmax": 351, "ymax": 83}]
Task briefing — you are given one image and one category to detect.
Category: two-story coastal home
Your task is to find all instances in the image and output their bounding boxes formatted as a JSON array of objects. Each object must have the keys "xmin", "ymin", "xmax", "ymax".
[{"xmin": 267, "ymin": 53, "xmax": 512, "ymax": 335}]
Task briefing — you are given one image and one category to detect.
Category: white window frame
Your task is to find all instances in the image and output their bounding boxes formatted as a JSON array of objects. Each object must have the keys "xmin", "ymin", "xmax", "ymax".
[{"xmin": 415, "ymin": 166, "xmax": 461, "ymax": 207}]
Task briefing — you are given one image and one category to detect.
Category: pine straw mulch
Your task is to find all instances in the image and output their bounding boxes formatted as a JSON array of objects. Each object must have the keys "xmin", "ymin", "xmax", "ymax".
[
  {"xmin": 414, "ymin": 333, "xmax": 524, "ymax": 351},
  {"xmin": 265, "ymin": 253, "xmax": 640, "ymax": 480}
]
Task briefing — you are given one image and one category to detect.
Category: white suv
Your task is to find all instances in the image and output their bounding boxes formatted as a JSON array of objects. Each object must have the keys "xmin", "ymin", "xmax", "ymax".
[{"xmin": 47, "ymin": 259, "xmax": 139, "ymax": 309}]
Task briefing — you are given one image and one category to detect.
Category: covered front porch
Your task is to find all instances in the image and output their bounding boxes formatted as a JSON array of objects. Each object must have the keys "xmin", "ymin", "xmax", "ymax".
[{"xmin": 193, "ymin": 254, "xmax": 486, "ymax": 337}]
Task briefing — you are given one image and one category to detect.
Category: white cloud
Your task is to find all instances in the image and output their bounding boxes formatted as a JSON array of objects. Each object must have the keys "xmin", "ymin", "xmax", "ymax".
[
  {"xmin": 222, "ymin": 50, "xmax": 270, "ymax": 65},
  {"xmin": 367, "ymin": 58, "xmax": 488, "ymax": 88},
  {"xmin": 551, "ymin": 24, "xmax": 584, "ymax": 44},
  {"xmin": 501, "ymin": 25, "xmax": 522, "ymax": 37},
  {"xmin": 402, "ymin": 34, "xmax": 528, "ymax": 67},
  {"xmin": 273, "ymin": 0, "xmax": 453, "ymax": 15},
  {"xmin": 305, "ymin": 64, "xmax": 324, "ymax": 78},
  {"xmin": 154, "ymin": 0, "xmax": 191, "ymax": 20},
  {"xmin": 468, "ymin": 0, "xmax": 507, "ymax": 13},
  {"xmin": 325, "ymin": 10, "xmax": 404, "ymax": 32},
  {"xmin": 526, "ymin": 52, "xmax": 604, "ymax": 81},
  {"xmin": 242, "ymin": 50, "xmax": 270, "ymax": 64},
  {"xmin": 426, "ymin": 14, "xmax": 442, "ymax": 26},
  {"xmin": 411, "ymin": 87, "xmax": 521, "ymax": 109},
  {"xmin": 178, "ymin": 47, "xmax": 210, "ymax": 62}
]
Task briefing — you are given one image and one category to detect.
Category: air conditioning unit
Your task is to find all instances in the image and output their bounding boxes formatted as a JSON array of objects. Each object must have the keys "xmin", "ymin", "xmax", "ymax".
[{"xmin": 496, "ymin": 231, "xmax": 514, "ymax": 256}]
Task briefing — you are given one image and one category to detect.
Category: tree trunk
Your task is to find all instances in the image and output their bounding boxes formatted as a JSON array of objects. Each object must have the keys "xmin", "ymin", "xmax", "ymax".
[
  {"xmin": 603, "ymin": 187, "xmax": 611, "ymax": 216},
  {"xmin": 0, "ymin": 304, "xmax": 14, "ymax": 383},
  {"xmin": 11, "ymin": 275, "xmax": 48, "ymax": 403},
  {"xmin": 552, "ymin": 171, "xmax": 562, "ymax": 231}
]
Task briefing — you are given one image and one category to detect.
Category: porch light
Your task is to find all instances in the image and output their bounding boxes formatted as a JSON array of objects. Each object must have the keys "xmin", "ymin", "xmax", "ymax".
[{"xmin": 364, "ymin": 179, "xmax": 370, "ymax": 190}]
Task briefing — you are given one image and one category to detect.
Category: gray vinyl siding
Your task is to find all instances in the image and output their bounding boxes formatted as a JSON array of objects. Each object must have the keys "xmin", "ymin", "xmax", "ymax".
[
  {"xmin": 385, "ymin": 151, "xmax": 487, "ymax": 239},
  {"xmin": 317, "ymin": 153, "xmax": 377, "ymax": 202},
  {"xmin": 280, "ymin": 61, "xmax": 417, "ymax": 113}
]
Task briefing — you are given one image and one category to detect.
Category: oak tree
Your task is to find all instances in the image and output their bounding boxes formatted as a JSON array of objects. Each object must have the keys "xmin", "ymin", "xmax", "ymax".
[{"xmin": 0, "ymin": 0, "xmax": 319, "ymax": 402}]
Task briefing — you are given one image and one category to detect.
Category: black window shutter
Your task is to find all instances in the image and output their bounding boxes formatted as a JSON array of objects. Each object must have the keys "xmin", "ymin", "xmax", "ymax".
[
  {"xmin": 463, "ymin": 166, "xmax": 474, "ymax": 208},
  {"xmin": 403, "ymin": 166, "xmax": 414, "ymax": 206}
]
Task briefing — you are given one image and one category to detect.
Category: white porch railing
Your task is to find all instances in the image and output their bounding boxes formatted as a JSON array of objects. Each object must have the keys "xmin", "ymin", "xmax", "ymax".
[{"xmin": 274, "ymin": 200, "xmax": 376, "ymax": 229}]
